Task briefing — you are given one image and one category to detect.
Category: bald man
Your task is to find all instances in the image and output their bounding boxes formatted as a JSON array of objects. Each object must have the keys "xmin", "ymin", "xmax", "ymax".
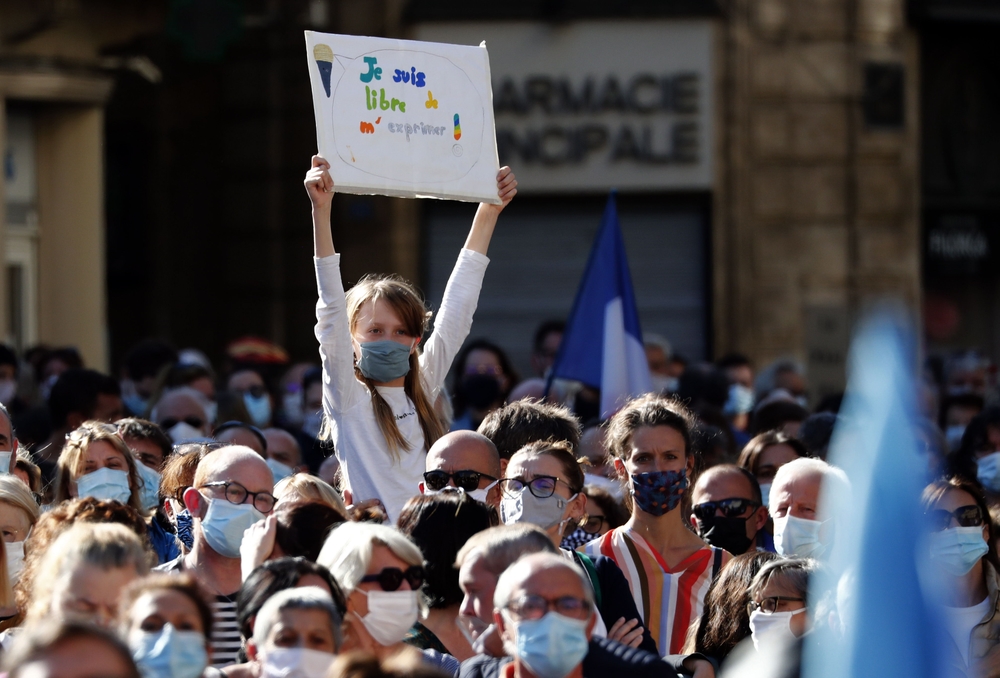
[
  {"xmin": 689, "ymin": 464, "xmax": 770, "ymax": 555},
  {"xmin": 420, "ymin": 430, "xmax": 501, "ymax": 507},
  {"xmin": 154, "ymin": 445, "xmax": 274, "ymax": 666}
]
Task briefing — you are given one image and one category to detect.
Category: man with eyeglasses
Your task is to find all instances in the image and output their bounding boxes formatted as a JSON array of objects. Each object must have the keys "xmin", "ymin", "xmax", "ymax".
[
  {"xmin": 154, "ymin": 445, "xmax": 274, "ymax": 667},
  {"xmin": 689, "ymin": 465, "xmax": 771, "ymax": 555},
  {"xmin": 420, "ymin": 430, "xmax": 501, "ymax": 507}
]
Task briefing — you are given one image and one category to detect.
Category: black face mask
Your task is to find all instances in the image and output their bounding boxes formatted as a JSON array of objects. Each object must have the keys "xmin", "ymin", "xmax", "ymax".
[
  {"xmin": 461, "ymin": 374, "xmax": 502, "ymax": 410},
  {"xmin": 697, "ymin": 515, "xmax": 756, "ymax": 555}
]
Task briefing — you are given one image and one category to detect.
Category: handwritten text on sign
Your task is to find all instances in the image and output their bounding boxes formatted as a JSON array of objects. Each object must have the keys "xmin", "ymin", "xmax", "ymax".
[{"xmin": 305, "ymin": 32, "xmax": 500, "ymax": 204}]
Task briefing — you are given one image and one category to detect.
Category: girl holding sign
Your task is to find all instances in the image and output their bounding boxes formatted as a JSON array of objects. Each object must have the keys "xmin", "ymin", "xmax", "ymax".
[{"xmin": 305, "ymin": 155, "xmax": 516, "ymax": 522}]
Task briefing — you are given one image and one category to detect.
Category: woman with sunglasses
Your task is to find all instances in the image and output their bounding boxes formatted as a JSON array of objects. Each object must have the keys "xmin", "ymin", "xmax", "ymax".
[
  {"xmin": 922, "ymin": 477, "xmax": 1000, "ymax": 674},
  {"xmin": 317, "ymin": 522, "xmax": 459, "ymax": 676},
  {"xmin": 583, "ymin": 394, "xmax": 730, "ymax": 657},
  {"xmin": 498, "ymin": 440, "xmax": 658, "ymax": 654}
]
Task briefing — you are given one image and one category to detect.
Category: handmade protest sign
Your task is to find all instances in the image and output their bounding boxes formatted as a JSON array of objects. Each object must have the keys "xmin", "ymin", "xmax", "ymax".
[{"xmin": 305, "ymin": 31, "xmax": 501, "ymax": 204}]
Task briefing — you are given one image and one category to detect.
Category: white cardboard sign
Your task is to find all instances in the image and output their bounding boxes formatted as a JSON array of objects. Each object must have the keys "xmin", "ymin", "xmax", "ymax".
[{"xmin": 305, "ymin": 31, "xmax": 501, "ymax": 204}]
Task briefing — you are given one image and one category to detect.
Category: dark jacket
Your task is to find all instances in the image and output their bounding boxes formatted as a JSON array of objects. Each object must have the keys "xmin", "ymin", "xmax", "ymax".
[
  {"xmin": 459, "ymin": 637, "xmax": 697, "ymax": 678},
  {"xmin": 573, "ymin": 551, "xmax": 659, "ymax": 655}
]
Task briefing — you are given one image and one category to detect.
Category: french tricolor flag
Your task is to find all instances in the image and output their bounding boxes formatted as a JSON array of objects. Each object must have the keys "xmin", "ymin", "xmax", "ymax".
[{"xmin": 548, "ymin": 192, "xmax": 652, "ymax": 418}]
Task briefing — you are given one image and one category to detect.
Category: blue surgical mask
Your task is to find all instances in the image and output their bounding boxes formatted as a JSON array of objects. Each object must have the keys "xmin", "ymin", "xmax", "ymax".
[
  {"xmin": 243, "ymin": 392, "xmax": 272, "ymax": 427},
  {"xmin": 266, "ymin": 458, "xmax": 294, "ymax": 484},
  {"xmin": 356, "ymin": 339, "xmax": 413, "ymax": 383},
  {"xmin": 759, "ymin": 482, "xmax": 772, "ymax": 508},
  {"xmin": 510, "ymin": 611, "xmax": 589, "ymax": 678},
  {"xmin": 135, "ymin": 461, "xmax": 162, "ymax": 511},
  {"xmin": 0, "ymin": 450, "xmax": 12, "ymax": 475},
  {"xmin": 929, "ymin": 525, "xmax": 988, "ymax": 576},
  {"xmin": 977, "ymin": 453, "xmax": 1000, "ymax": 492},
  {"xmin": 302, "ymin": 410, "xmax": 324, "ymax": 439},
  {"xmin": 76, "ymin": 467, "xmax": 132, "ymax": 504},
  {"xmin": 131, "ymin": 623, "xmax": 208, "ymax": 678},
  {"xmin": 200, "ymin": 496, "xmax": 264, "ymax": 558},
  {"xmin": 123, "ymin": 394, "xmax": 149, "ymax": 417},
  {"xmin": 723, "ymin": 383, "xmax": 755, "ymax": 416}
]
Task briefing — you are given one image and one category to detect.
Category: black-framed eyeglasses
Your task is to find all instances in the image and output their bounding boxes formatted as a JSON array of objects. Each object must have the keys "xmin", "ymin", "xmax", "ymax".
[
  {"xmin": 423, "ymin": 469, "xmax": 496, "ymax": 493},
  {"xmin": 199, "ymin": 480, "xmax": 275, "ymax": 513},
  {"xmin": 692, "ymin": 497, "xmax": 759, "ymax": 521},
  {"xmin": 746, "ymin": 596, "xmax": 805, "ymax": 616},
  {"xmin": 360, "ymin": 565, "xmax": 425, "ymax": 592},
  {"xmin": 505, "ymin": 594, "xmax": 593, "ymax": 621},
  {"xmin": 927, "ymin": 504, "xmax": 983, "ymax": 532},
  {"xmin": 159, "ymin": 416, "xmax": 205, "ymax": 431},
  {"xmin": 580, "ymin": 514, "xmax": 607, "ymax": 534},
  {"xmin": 499, "ymin": 475, "xmax": 575, "ymax": 499}
]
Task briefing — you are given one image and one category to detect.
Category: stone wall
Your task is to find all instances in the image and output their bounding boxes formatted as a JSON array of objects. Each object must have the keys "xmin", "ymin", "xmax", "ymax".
[{"xmin": 714, "ymin": 0, "xmax": 920, "ymax": 399}]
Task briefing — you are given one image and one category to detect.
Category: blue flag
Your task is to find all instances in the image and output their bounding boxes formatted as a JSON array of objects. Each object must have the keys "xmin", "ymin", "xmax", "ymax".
[
  {"xmin": 547, "ymin": 192, "xmax": 651, "ymax": 418},
  {"xmin": 802, "ymin": 308, "xmax": 949, "ymax": 678}
]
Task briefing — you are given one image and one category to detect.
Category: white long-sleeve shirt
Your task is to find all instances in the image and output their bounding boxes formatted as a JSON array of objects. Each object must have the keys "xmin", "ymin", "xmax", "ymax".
[{"xmin": 314, "ymin": 249, "xmax": 489, "ymax": 522}]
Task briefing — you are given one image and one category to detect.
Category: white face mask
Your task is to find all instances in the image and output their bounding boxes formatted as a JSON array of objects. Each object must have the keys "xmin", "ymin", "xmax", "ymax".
[
  {"xmin": 354, "ymin": 589, "xmax": 419, "ymax": 646},
  {"xmin": 6, "ymin": 540, "xmax": 24, "ymax": 583},
  {"xmin": 260, "ymin": 647, "xmax": 334, "ymax": 678},
  {"xmin": 468, "ymin": 481, "xmax": 497, "ymax": 504},
  {"xmin": 773, "ymin": 514, "xmax": 826, "ymax": 558},
  {"xmin": 76, "ymin": 467, "xmax": 132, "ymax": 505},
  {"xmin": 168, "ymin": 421, "xmax": 206, "ymax": 444},
  {"xmin": 749, "ymin": 608, "xmax": 806, "ymax": 651}
]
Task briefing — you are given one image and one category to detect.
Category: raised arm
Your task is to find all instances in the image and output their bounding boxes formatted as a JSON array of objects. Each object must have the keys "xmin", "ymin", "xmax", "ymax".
[
  {"xmin": 305, "ymin": 154, "xmax": 336, "ymax": 258},
  {"xmin": 463, "ymin": 166, "xmax": 517, "ymax": 255}
]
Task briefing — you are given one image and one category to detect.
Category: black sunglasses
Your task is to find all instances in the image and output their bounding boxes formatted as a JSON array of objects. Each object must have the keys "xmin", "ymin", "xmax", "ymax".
[
  {"xmin": 423, "ymin": 470, "xmax": 495, "ymax": 493},
  {"xmin": 360, "ymin": 565, "xmax": 425, "ymax": 592},
  {"xmin": 692, "ymin": 497, "xmax": 759, "ymax": 521},
  {"xmin": 927, "ymin": 504, "xmax": 983, "ymax": 532}
]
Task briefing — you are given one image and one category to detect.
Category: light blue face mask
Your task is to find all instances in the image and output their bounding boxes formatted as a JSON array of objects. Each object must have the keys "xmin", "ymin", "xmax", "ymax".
[
  {"xmin": 0, "ymin": 450, "xmax": 12, "ymax": 475},
  {"xmin": 76, "ymin": 467, "xmax": 132, "ymax": 504},
  {"xmin": 511, "ymin": 611, "xmax": 589, "ymax": 678},
  {"xmin": 200, "ymin": 495, "xmax": 265, "ymax": 558},
  {"xmin": 266, "ymin": 458, "xmax": 295, "ymax": 484},
  {"xmin": 356, "ymin": 339, "xmax": 413, "ymax": 383},
  {"xmin": 135, "ymin": 461, "xmax": 162, "ymax": 511},
  {"xmin": 131, "ymin": 623, "xmax": 208, "ymax": 678},
  {"xmin": 929, "ymin": 525, "xmax": 989, "ymax": 576},
  {"xmin": 123, "ymin": 394, "xmax": 149, "ymax": 417},
  {"xmin": 243, "ymin": 393, "xmax": 272, "ymax": 428}
]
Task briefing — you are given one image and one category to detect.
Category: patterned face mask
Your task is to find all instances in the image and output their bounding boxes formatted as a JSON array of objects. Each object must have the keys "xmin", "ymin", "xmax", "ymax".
[
  {"xmin": 630, "ymin": 469, "xmax": 687, "ymax": 517},
  {"xmin": 173, "ymin": 508, "xmax": 195, "ymax": 550}
]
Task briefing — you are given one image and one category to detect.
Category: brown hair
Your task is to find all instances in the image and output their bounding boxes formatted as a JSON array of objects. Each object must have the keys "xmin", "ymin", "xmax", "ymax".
[
  {"xmin": 606, "ymin": 394, "xmax": 696, "ymax": 462},
  {"xmin": 477, "ymin": 400, "xmax": 582, "ymax": 461},
  {"xmin": 737, "ymin": 431, "xmax": 808, "ymax": 477},
  {"xmin": 118, "ymin": 574, "xmax": 214, "ymax": 640},
  {"xmin": 3, "ymin": 620, "xmax": 140, "ymax": 678},
  {"xmin": 345, "ymin": 275, "xmax": 446, "ymax": 459},
  {"xmin": 922, "ymin": 477, "xmax": 1000, "ymax": 570},
  {"xmin": 508, "ymin": 440, "xmax": 585, "ymax": 494},
  {"xmin": 53, "ymin": 421, "xmax": 143, "ymax": 513},
  {"xmin": 160, "ymin": 443, "xmax": 213, "ymax": 504},
  {"xmin": 14, "ymin": 453, "xmax": 41, "ymax": 494},
  {"xmin": 689, "ymin": 550, "xmax": 780, "ymax": 660},
  {"xmin": 15, "ymin": 497, "xmax": 152, "ymax": 618}
]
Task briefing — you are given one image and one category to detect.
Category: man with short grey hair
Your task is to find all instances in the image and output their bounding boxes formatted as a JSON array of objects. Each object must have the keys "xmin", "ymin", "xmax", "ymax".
[{"xmin": 770, "ymin": 457, "xmax": 850, "ymax": 559}]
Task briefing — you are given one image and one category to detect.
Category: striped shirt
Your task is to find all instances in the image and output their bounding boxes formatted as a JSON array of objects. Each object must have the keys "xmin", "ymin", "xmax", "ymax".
[
  {"xmin": 584, "ymin": 528, "xmax": 730, "ymax": 656},
  {"xmin": 153, "ymin": 556, "xmax": 243, "ymax": 667}
]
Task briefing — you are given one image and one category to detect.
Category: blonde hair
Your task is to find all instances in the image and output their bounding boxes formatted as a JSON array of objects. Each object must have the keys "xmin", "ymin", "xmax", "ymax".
[
  {"xmin": 25, "ymin": 522, "xmax": 151, "ymax": 626},
  {"xmin": 53, "ymin": 422, "xmax": 143, "ymax": 513},
  {"xmin": 345, "ymin": 275, "xmax": 446, "ymax": 459},
  {"xmin": 0, "ymin": 476, "xmax": 40, "ymax": 527},
  {"xmin": 317, "ymin": 522, "xmax": 423, "ymax": 596},
  {"xmin": 274, "ymin": 473, "xmax": 347, "ymax": 516}
]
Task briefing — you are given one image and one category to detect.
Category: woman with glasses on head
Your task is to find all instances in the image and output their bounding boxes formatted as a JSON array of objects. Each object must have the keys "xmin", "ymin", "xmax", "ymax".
[
  {"xmin": 922, "ymin": 477, "xmax": 1000, "ymax": 675},
  {"xmin": 583, "ymin": 394, "xmax": 731, "ymax": 657},
  {"xmin": 53, "ymin": 421, "xmax": 145, "ymax": 513},
  {"xmin": 498, "ymin": 440, "xmax": 658, "ymax": 654},
  {"xmin": 745, "ymin": 557, "xmax": 820, "ymax": 654},
  {"xmin": 317, "ymin": 521, "xmax": 458, "ymax": 676}
]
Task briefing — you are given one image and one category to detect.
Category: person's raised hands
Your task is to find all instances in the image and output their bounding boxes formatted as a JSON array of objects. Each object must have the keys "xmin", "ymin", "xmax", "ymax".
[
  {"xmin": 493, "ymin": 166, "xmax": 517, "ymax": 211},
  {"xmin": 304, "ymin": 155, "xmax": 335, "ymax": 210}
]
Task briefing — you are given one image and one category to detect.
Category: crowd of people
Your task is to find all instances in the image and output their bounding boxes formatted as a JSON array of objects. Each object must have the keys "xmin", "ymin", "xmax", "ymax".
[{"xmin": 0, "ymin": 156, "xmax": 991, "ymax": 678}]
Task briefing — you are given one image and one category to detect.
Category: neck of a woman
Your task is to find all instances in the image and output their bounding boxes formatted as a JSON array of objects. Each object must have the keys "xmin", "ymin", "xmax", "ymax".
[
  {"xmin": 949, "ymin": 560, "xmax": 990, "ymax": 607},
  {"xmin": 626, "ymin": 505, "xmax": 700, "ymax": 554}
]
